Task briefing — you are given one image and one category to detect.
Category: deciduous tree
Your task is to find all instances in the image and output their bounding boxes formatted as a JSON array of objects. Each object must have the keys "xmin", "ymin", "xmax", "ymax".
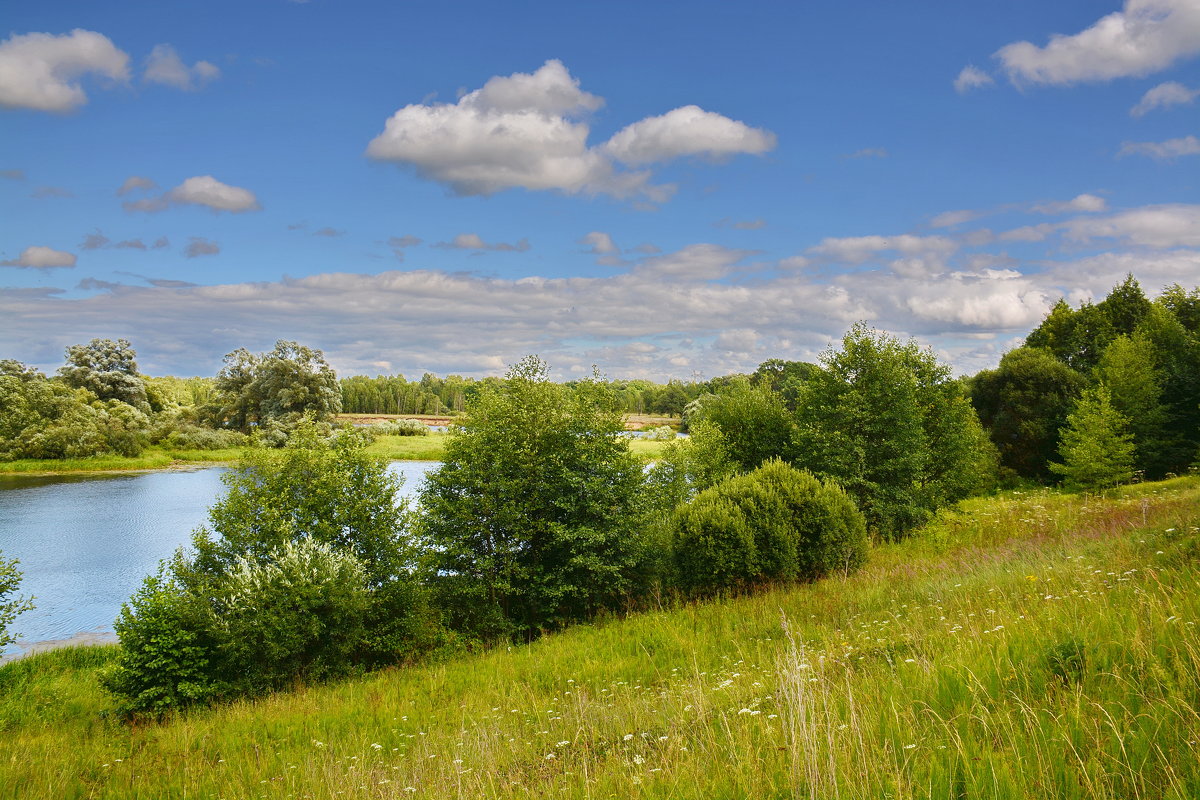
[
  {"xmin": 57, "ymin": 337, "xmax": 147, "ymax": 409},
  {"xmin": 209, "ymin": 340, "xmax": 340, "ymax": 432},
  {"xmin": 795, "ymin": 324, "xmax": 993, "ymax": 538},
  {"xmin": 419, "ymin": 356, "xmax": 648, "ymax": 640}
]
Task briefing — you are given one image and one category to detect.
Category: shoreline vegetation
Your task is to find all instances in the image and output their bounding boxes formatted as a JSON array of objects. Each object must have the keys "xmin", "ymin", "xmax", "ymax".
[
  {"xmin": 2, "ymin": 475, "xmax": 1196, "ymax": 798},
  {"xmin": 0, "ymin": 422, "xmax": 678, "ymax": 477}
]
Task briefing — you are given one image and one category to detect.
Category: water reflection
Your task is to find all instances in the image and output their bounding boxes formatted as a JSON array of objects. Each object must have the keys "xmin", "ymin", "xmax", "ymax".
[{"xmin": 0, "ymin": 462, "xmax": 437, "ymax": 657}]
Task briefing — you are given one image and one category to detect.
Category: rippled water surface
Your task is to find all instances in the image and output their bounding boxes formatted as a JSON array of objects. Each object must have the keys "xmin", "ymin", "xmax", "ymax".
[{"xmin": 0, "ymin": 462, "xmax": 437, "ymax": 657}]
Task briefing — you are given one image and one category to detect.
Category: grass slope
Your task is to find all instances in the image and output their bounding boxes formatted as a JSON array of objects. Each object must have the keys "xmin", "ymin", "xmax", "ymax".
[{"xmin": 2, "ymin": 478, "xmax": 1197, "ymax": 799}]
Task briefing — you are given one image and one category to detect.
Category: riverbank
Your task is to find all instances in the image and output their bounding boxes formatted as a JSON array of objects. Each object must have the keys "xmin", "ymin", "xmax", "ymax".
[
  {"xmin": 0, "ymin": 447, "xmax": 244, "ymax": 477},
  {"xmin": 0, "ymin": 434, "xmax": 672, "ymax": 477},
  {"xmin": 0, "ymin": 631, "xmax": 117, "ymax": 666}
]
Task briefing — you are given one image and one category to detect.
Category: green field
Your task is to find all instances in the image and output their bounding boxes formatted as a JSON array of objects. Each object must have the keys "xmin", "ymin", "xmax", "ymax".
[{"xmin": 2, "ymin": 477, "xmax": 1197, "ymax": 799}]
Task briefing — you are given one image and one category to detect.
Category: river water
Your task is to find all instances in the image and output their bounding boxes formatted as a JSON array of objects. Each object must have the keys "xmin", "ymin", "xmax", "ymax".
[{"xmin": 0, "ymin": 462, "xmax": 438, "ymax": 659}]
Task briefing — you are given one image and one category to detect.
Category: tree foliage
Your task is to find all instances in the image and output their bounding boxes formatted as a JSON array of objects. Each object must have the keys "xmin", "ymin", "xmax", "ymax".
[
  {"xmin": 1097, "ymin": 334, "xmax": 1169, "ymax": 477},
  {"xmin": 209, "ymin": 340, "xmax": 341, "ymax": 433},
  {"xmin": 794, "ymin": 324, "xmax": 992, "ymax": 538},
  {"xmin": 969, "ymin": 347, "xmax": 1086, "ymax": 481},
  {"xmin": 1050, "ymin": 386, "xmax": 1136, "ymax": 492},
  {"xmin": 670, "ymin": 460, "xmax": 867, "ymax": 596},
  {"xmin": 419, "ymin": 356, "xmax": 649, "ymax": 641},
  {"xmin": 752, "ymin": 359, "xmax": 820, "ymax": 409},
  {"xmin": 0, "ymin": 359, "xmax": 151, "ymax": 460},
  {"xmin": 57, "ymin": 337, "xmax": 148, "ymax": 409},
  {"xmin": 105, "ymin": 427, "xmax": 436, "ymax": 715},
  {"xmin": 1135, "ymin": 303, "xmax": 1200, "ymax": 472},
  {"xmin": 985, "ymin": 277, "xmax": 1200, "ymax": 478},
  {"xmin": 1, "ymin": 552, "xmax": 34, "ymax": 650},
  {"xmin": 686, "ymin": 377, "xmax": 794, "ymax": 473}
]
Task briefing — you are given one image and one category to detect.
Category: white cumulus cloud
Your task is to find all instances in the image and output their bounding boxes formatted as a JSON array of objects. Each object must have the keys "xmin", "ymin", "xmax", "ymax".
[
  {"xmin": 931, "ymin": 209, "xmax": 984, "ymax": 228},
  {"xmin": 366, "ymin": 60, "xmax": 773, "ymax": 202},
  {"xmin": 1131, "ymin": 81, "xmax": 1199, "ymax": 116},
  {"xmin": 995, "ymin": 0, "xmax": 1200, "ymax": 86},
  {"xmin": 124, "ymin": 175, "xmax": 261, "ymax": 213},
  {"xmin": 184, "ymin": 237, "xmax": 221, "ymax": 258},
  {"xmin": 579, "ymin": 231, "xmax": 619, "ymax": 255},
  {"xmin": 954, "ymin": 65, "xmax": 995, "ymax": 94},
  {"xmin": 116, "ymin": 175, "xmax": 157, "ymax": 195},
  {"xmin": 0, "ymin": 29, "xmax": 129, "ymax": 111},
  {"xmin": 713, "ymin": 328, "xmax": 760, "ymax": 353},
  {"xmin": 1118, "ymin": 135, "xmax": 1200, "ymax": 159},
  {"xmin": 1062, "ymin": 204, "xmax": 1200, "ymax": 247},
  {"xmin": 433, "ymin": 233, "xmax": 530, "ymax": 252},
  {"xmin": 2, "ymin": 245, "xmax": 77, "ymax": 268},
  {"xmin": 602, "ymin": 105, "xmax": 776, "ymax": 166},
  {"xmin": 808, "ymin": 234, "xmax": 957, "ymax": 263},
  {"xmin": 143, "ymin": 44, "xmax": 220, "ymax": 91},
  {"xmin": 1032, "ymin": 193, "xmax": 1108, "ymax": 215}
]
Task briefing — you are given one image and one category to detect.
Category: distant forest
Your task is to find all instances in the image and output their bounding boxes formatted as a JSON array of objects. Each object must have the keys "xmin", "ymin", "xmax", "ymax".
[{"xmin": 340, "ymin": 371, "xmax": 739, "ymax": 417}]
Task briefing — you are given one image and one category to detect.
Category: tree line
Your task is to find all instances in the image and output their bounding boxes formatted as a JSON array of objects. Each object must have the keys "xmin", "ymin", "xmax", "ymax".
[{"xmin": 340, "ymin": 372, "xmax": 715, "ymax": 417}]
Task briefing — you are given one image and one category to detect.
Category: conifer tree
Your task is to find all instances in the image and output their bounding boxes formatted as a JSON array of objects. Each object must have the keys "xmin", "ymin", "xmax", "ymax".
[
  {"xmin": 1097, "ymin": 334, "xmax": 1168, "ymax": 478},
  {"xmin": 1050, "ymin": 386, "xmax": 1135, "ymax": 492}
]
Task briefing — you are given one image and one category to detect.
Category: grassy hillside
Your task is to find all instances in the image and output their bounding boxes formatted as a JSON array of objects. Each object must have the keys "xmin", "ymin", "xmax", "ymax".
[{"xmin": 2, "ymin": 477, "xmax": 1197, "ymax": 799}]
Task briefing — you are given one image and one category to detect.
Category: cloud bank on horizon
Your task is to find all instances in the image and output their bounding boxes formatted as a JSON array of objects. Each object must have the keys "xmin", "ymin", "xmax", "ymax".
[{"xmin": 2, "ymin": 0, "xmax": 1199, "ymax": 380}]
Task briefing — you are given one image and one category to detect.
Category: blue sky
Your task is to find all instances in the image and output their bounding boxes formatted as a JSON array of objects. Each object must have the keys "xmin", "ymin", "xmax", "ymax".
[{"xmin": 2, "ymin": 0, "xmax": 1198, "ymax": 379}]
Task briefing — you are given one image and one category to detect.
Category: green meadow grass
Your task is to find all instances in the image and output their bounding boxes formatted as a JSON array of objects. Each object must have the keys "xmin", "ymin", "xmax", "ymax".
[{"xmin": 2, "ymin": 477, "xmax": 1197, "ymax": 799}]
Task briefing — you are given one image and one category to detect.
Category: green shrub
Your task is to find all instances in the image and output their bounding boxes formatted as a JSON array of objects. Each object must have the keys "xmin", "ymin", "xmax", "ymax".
[
  {"xmin": 151, "ymin": 417, "xmax": 249, "ymax": 450},
  {"xmin": 420, "ymin": 356, "xmax": 649, "ymax": 641},
  {"xmin": 1, "ymin": 552, "xmax": 34, "ymax": 650},
  {"xmin": 374, "ymin": 419, "xmax": 431, "ymax": 436},
  {"xmin": 214, "ymin": 538, "xmax": 372, "ymax": 696},
  {"xmin": 671, "ymin": 460, "xmax": 867, "ymax": 596},
  {"xmin": 642, "ymin": 425, "xmax": 675, "ymax": 441},
  {"xmin": 105, "ymin": 539, "xmax": 376, "ymax": 715},
  {"xmin": 106, "ymin": 427, "xmax": 440, "ymax": 714},
  {"xmin": 102, "ymin": 571, "xmax": 225, "ymax": 715}
]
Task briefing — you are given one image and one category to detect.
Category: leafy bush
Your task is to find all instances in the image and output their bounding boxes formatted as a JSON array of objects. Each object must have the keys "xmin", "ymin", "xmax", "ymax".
[
  {"xmin": 686, "ymin": 378, "xmax": 794, "ymax": 472},
  {"xmin": 670, "ymin": 460, "xmax": 867, "ymax": 596},
  {"xmin": 796, "ymin": 324, "xmax": 996, "ymax": 539},
  {"xmin": 103, "ymin": 570, "xmax": 224, "ymax": 714},
  {"xmin": 1050, "ymin": 385, "xmax": 1136, "ymax": 492},
  {"xmin": 1, "ymin": 360, "xmax": 155, "ymax": 460},
  {"xmin": 214, "ymin": 538, "xmax": 372, "ymax": 695},
  {"xmin": 1, "ymin": 552, "xmax": 34, "ymax": 650},
  {"xmin": 167, "ymin": 426, "xmax": 248, "ymax": 450},
  {"xmin": 373, "ymin": 418, "xmax": 431, "ymax": 436},
  {"xmin": 149, "ymin": 415, "xmax": 249, "ymax": 450},
  {"xmin": 642, "ymin": 424, "xmax": 675, "ymax": 441},
  {"xmin": 105, "ymin": 539, "xmax": 375, "ymax": 715}
]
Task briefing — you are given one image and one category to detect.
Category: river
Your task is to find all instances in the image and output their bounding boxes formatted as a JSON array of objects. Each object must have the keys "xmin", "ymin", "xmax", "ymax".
[{"xmin": 0, "ymin": 462, "xmax": 438, "ymax": 660}]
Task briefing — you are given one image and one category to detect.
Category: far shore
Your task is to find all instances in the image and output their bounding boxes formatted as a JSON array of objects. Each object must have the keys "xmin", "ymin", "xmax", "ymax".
[{"xmin": 0, "ymin": 425, "xmax": 674, "ymax": 478}]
